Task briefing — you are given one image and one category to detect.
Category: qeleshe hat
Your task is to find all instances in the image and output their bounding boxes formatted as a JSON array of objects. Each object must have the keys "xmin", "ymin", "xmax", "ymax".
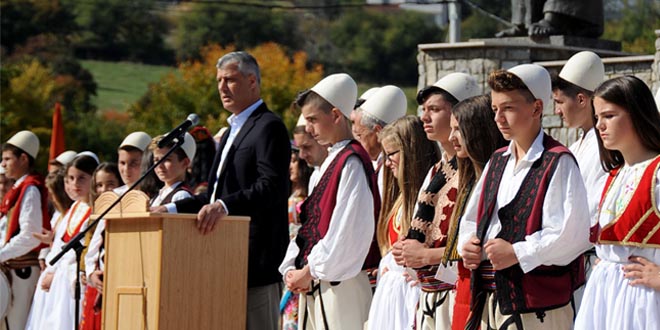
[
  {"xmin": 52, "ymin": 150, "xmax": 77, "ymax": 166},
  {"xmin": 417, "ymin": 73, "xmax": 480, "ymax": 104},
  {"xmin": 559, "ymin": 51, "xmax": 604, "ymax": 92},
  {"xmin": 120, "ymin": 132, "xmax": 152, "ymax": 152},
  {"xmin": 359, "ymin": 85, "xmax": 407, "ymax": 125},
  {"xmin": 181, "ymin": 132, "xmax": 197, "ymax": 160},
  {"xmin": 508, "ymin": 64, "xmax": 552, "ymax": 113},
  {"xmin": 296, "ymin": 114, "xmax": 307, "ymax": 127},
  {"xmin": 310, "ymin": 73, "xmax": 358, "ymax": 118},
  {"xmin": 6, "ymin": 131, "xmax": 39, "ymax": 159}
]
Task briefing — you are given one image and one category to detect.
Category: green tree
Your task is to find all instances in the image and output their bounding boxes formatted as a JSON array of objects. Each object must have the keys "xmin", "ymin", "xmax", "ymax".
[
  {"xmin": 0, "ymin": 0, "xmax": 78, "ymax": 54},
  {"xmin": 174, "ymin": 3, "xmax": 300, "ymax": 61},
  {"xmin": 603, "ymin": 0, "xmax": 659, "ymax": 54},
  {"xmin": 327, "ymin": 9, "xmax": 442, "ymax": 85},
  {"xmin": 69, "ymin": 0, "xmax": 173, "ymax": 64}
]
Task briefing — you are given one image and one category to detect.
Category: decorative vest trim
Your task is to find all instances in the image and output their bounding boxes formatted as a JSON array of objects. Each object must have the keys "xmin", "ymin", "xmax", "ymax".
[
  {"xmin": 472, "ymin": 134, "xmax": 585, "ymax": 314},
  {"xmin": 591, "ymin": 155, "xmax": 660, "ymax": 247},
  {"xmin": 295, "ymin": 140, "xmax": 381, "ymax": 270},
  {"xmin": 0, "ymin": 174, "xmax": 50, "ymax": 252},
  {"xmin": 159, "ymin": 183, "xmax": 193, "ymax": 205}
]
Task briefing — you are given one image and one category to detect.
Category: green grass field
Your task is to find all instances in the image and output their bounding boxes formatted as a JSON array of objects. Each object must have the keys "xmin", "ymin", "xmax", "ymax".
[
  {"xmin": 80, "ymin": 60, "xmax": 176, "ymax": 112},
  {"xmin": 82, "ymin": 60, "xmax": 421, "ymax": 114}
]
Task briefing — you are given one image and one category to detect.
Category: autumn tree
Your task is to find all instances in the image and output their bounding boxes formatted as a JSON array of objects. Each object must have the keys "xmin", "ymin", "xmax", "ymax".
[{"xmin": 127, "ymin": 42, "xmax": 323, "ymax": 136}]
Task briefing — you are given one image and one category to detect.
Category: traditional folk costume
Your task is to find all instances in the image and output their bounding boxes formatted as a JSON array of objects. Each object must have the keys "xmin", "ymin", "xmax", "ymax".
[
  {"xmin": 569, "ymin": 127, "xmax": 608, "ymax": 309},
  {"xmin": 402, "ymin": 157, "xmax": 458, "ymax": 330},
  {"xmin": 281, "ymin": 192, "xmax": 305, "ymax": 330},
  {"xmin": 441, "ymin": 179, "xmax": 475, "ymax": 330},
  {"xmin": 279, "ymin": 140, "xmax": 380, "ymax": 330},
  {"xmin": 367, "ymin": 203, "xmax": 421, "ymax": 330},
  {"xmin": 27, "ymin": 200, "xmax": 91, "ymax": 330},
  {"xmin": 575, "ymin": 156, "xmax": 660, "ymax": 329},
  {"xmin": 458, "ymin": 131, "xmax": 591, "ymax": 330},
  {"xmin": 0, "ymin": 174, "xmax": 49, "ymax": 330},
  {"xmin": 80, "ymin": 182, "xmax": 192, "ymax": 330}
]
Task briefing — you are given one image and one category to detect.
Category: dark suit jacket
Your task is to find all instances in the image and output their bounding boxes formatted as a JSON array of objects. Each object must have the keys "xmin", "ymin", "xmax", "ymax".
[{"xmin": 176, "ymin": 103, "xmax": 291, "ymax": 288}]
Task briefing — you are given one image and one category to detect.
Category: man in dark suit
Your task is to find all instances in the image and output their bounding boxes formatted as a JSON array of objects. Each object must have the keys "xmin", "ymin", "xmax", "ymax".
[{"xmin": 160, "ymin": 51, "xmax": 290, "ymax": 330}]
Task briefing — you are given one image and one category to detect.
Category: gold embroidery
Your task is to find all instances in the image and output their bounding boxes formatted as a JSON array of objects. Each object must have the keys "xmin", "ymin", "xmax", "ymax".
[
  {"xmin": 598, "ymin": 155, "xmax": 660, "ymax": 247},
  {"xmin": 643, "ymin": 217, "xmax": 660, "ymax": 245},
  {"xmin": 428, "ymin": 165, "xmax": 459, "ymax": 244}
]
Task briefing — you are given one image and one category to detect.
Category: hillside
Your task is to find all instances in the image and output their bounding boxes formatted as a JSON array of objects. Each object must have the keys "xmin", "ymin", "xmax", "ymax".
[{"xmin": 80, "ymin": 60, "xmax": 176, "ymax": 112}]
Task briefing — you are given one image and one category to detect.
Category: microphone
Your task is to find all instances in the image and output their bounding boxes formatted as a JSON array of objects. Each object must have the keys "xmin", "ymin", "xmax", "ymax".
[{"xmin": 157, "ymin": 114, "xmax": 200, "ymax": 148}]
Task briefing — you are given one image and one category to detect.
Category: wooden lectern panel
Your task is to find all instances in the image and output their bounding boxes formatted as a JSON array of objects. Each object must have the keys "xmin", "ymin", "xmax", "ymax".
[{"xmin": 99, "ymin": 192, "xmax": 249, "ymax": 330}]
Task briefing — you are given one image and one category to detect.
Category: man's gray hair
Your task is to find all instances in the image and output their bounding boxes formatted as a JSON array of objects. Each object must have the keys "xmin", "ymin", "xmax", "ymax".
[
  {"xmin": 216, "ymin": 51, "xmax": 261, "ymax": 86},
  {"xmin": 356, "ymin": 108, "xmax": 387, "ymax": 130}
]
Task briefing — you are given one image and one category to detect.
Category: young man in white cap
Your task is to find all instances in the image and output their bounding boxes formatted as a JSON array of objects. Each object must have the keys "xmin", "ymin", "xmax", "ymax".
[
  {"xmin": 48, "ymin": 150, "xmax": 77, "ymax": 175},
  {"xmin": 352, "ymin": 85, "xmax": 407, "ymax": 196},
  {"xmin": 0, "ymin": 130, "xmax": 50, "ymax": 330},
  {"xmin": 115, "ymin": 131, "xmax": 152, "ymax": 195},
  {"xmin": 392, "ymin": 72, "xmax": 479, "ymax": 330},
  {"xmin": 552, "ymin": 51, "xmax": 607, "ymax": 219},
  {"xmin": 279, "ymin": 73, "xmax": 381, "ymax": 330},
  {"xmin": 458, "ymin": 64, "xmax": 591, "ymax": 329},
  {"xmin": 552, "ymin": 51, "xmax": 608, "ymax": 309},
  {"xmin": 84, "ymin": 130, "xmax": 152, "ymax": 306},
  {"xmin": 149, "ymin": 132, "xmax": 197, "ymax": 207},
  {"xmin": 292, "ymin": 114, "xmax": 328, "ymax": 193}
]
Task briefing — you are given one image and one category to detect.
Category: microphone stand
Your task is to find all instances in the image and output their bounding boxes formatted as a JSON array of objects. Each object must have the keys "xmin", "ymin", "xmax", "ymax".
[{"xmin": 49, "ymin": 135, "xmax": 187, "ymax": 330}]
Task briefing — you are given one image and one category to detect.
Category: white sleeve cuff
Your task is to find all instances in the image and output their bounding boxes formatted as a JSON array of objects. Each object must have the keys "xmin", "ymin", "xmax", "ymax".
[
  {"xmin": 216, "ymin": 199, "xmax": 229, "ymax": 215},
  {"xmin": 165, "ymin": 203, "xmax": 178, "ymax": 214},
  {"xmin": 512, "ymin": 241, "xmax": 541, "ymax": 273}
]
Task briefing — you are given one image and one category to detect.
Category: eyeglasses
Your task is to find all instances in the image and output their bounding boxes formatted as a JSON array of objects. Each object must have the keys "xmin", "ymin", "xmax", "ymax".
[{"xmin": 385, "ymin": 150, "xmax": 400, "ymax": 162}]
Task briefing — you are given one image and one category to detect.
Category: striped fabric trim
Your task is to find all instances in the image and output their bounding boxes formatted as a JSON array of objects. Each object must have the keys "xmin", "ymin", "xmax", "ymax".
[
  {"xmin": 417, "ymin": 267, "xmax": 454, "ymax": 292},
  {"xmin": 478, "ymin": 262, "xmax": 496, "ymax": 292}
]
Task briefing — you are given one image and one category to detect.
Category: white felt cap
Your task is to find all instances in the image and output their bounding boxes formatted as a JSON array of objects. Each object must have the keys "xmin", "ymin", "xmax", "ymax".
[
  {"xmin": 6, "ymin": 131, "xmax": 39, "ymax": 159},
  {"xmin": 296, "ymin": 114, "xmax": 307, "ymax": 127},
  {"xmin": 310, "ymin": 73, "xmax": 358, "ymax": 117},
  {"xmin": 181, "ymin": 132, "xmax": 197, "ymax": 160},
  {"xmin": 508, "ymin": 64, "xmax": 552, "ymax": 113},
  {"xmin": 359, "ymin": 87, "xmax": 380, "ymax": 101},
  {"xmin": 120, "ymin": 132, "xmax": 151, "ymax": 152},
  {"xmin": 54, "ymin": 150, "xmax": 77, "ymax": 165},
  {"xmin": 433, "ymin": 72, "xmax": 480, "ymax": 102},
  {"xmin": 76, "ymin": 151, "xmax": 100, "ymax": 164},
  {"xmin": 359, "ymin": 85, "xmax": 407, "ymax": 125},
  {"xmin": 559, "ymin": 51, "xmax": 604, "ymax": 92}
]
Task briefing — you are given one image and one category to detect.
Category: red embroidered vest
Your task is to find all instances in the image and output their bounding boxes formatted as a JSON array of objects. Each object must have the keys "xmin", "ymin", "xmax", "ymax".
[
  {"xmin": 472, "ymin": 134, "xmax": 585, "ymax": 314},
  {"xmin": 295, "ymin": 140, "xmax": 381, "ymax": 271},
  {"xmin": 0, "ymin": 174, "xmax": 50, "ymax": 252},
  {"xmin": 591, "ymin": 155, "xmax": 660, "ymax": 247}
]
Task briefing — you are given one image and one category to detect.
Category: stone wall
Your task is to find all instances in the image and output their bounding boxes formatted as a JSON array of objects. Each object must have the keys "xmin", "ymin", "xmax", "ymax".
[{"xmin": 417, "ymin": 33, "xmax": 660, "ymax": 146}]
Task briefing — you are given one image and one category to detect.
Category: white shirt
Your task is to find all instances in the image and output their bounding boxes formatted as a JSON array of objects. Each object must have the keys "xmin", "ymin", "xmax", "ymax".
[
  {"xmin": 83, "ymin": 184, "xmax": 128, "ymax": 277},
  {"xmin": 569, "ymin": 128, "xmax": 608, "ymax": 226},
  {"xmin": 373, "ymin": 153, "xmax": 384, "ymax": 199},
  {"xmin": 0, "ymin": 175, "xmax": 43, "ymax": 262},
  {"xmin": 458, "ymin": 129, "xmax": 592, "ymax": 273},
  {"xmin": 279, "ymin": 140, "xmax": 375, "ymax": 281},
  {"xmin": 151, "ymin": 182, "xmax": 192, "ymax": 207},
  {"xmin": 209, "ymin": 99, "xmax": 264, "ymax": 210}
]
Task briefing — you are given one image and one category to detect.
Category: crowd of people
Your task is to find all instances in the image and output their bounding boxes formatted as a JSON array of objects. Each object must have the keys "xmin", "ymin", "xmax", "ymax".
[{"xmin": 1, "ymin": 50, "xmax": 659, "ymax": 330}]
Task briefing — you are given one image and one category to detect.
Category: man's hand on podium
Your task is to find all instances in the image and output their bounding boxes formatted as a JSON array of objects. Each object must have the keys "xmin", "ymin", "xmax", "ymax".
[
  {"xmin": 197, "ymin": 201, "xmax": 227, "ymax": 235},
  {"xmin": 150, "ymin": 205, "xmax": 167, "ymax": 213}
]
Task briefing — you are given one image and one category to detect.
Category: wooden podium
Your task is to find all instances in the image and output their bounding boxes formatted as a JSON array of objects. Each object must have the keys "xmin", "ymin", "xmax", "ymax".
[{"xmin": 94, "ymin": 191, "xmax": 250, "ymax": 330}]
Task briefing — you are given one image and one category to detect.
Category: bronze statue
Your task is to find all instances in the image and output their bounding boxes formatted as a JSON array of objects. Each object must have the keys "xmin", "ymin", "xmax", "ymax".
[{"xmin": 496, "ymin": 0, "xmax": 604, "ymax": 38}]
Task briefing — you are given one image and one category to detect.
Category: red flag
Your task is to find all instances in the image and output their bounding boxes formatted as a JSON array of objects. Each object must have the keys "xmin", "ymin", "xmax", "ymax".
[{"xmin": 48, "ymin": 102, "xmax": 65, "ymax": 171}]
